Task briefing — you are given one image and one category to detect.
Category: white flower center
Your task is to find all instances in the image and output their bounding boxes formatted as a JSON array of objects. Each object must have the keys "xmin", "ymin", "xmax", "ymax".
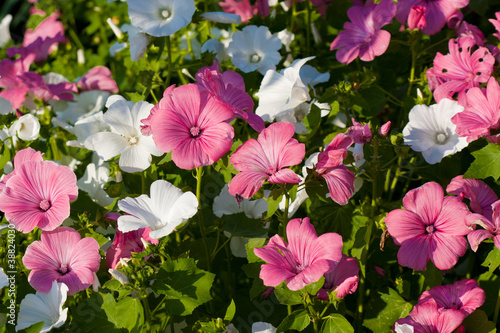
[
  {"xmin": 128, "ymin": 136, "xmax": 139, "ymax": 145},
  {"xmin": 435, "ymin": 132, "xmax": 448, "ymax": 144},
  {"xmin": 249, "ymin": 53, "xmax": 261, "ymax": 64},
  {"xmin": 159, "ymin": 7, "xmax": 172, "ymax": 19}
]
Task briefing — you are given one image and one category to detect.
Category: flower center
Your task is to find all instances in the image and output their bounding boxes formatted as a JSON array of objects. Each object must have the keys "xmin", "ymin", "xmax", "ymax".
[
  {"xmin": 159, "ymin": 7, "xmax": 172, "ymax": 19},
  {"xmin": 249, "ymin": 53, "xmax": 261, "ymax": 64},
  {"xmin": 190, "ymin": 126, "xmax": 201, "ymax": 137},
  {"xmin": 128, "ymin": 136, "xmax": 139, "ymax": 145},
  {"xmin": 425, "ymin": 225, "xmax": 435, "ymax": 234},
  {"xmin": 435, "ymin": 132, "xmax": 448, "ymax": 144},
  {"xmin": 39, "ymin": 199, "xmax": 51, "ymax": 212},
  {"xmin": 59, "ymin": 263, "xmax": 69, "ymax": 274}
]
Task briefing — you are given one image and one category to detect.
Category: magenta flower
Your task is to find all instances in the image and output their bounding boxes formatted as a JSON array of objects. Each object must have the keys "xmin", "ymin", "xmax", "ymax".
[
  {"xmin": 148, "ymin": 83, "xmax": 235, "ymax": 170},
  {"xmin": 418, "ymin": 279, "xmax": 485, "ymax": 316},
  {"xmin": 254, "ymin": 217, "xmax": 343, "ymax": 291},
  {"xmin": 219, "ymin": 0, "xmax": 256, "ymax": 23},
  {"xmin": 0, "ymin": 150, "xmax": 78, "ymax": 233},
  {"xmin": 426, "ymin": 37, "xmax": 494, "ymax": 103},
  {"xmin": 330, "ymin": 0, "xmax": 396, "ymax": 65},
  {"xmin": 451, "ymin": 77, "xmax": 500, "ymax": 142},
  {"xmin": 396, "ymin": 300, "xmax": 466, "ymax": 333},
  {"xmin": 23, "ymin": 227, "xmax": 100, "ymax": 295},
  {"xmin": 395, "ymin": 0, "xmax": 469, "ymax": 35},
  {"xmin": 490, "ymin": 12, "xmax": 500, "ymax": 40},
  {"xmin": 228, "ymin": 121, "xmax": 305, "ymax": 199},
  {"xmin": 315, "ymin": 133, "xmax": 356, "ymax": 205},
  {"xmin": 0, "ymin": 55, "xmax": 35, "ymax": 109},
  {"xmin": 195, "ymin": 63, "xmax": 265, "ymax": 132},
  {"xmin": 106, "ymin": 227, "xmax": 159, "ymax": 269},
  {"xmin": 407, "ymin": 6, "xmax": 426, "ymax": 30},
  {"xmin": 385, "ymin": 182, "xmax": 471, "ymax": 271},
  {"xmin": 465, "ymin": 200, "xmax": 500, "ymax": 252},
  {"xmin": 317, "ymin": 255, "xmax": 359, "ymax": 300},
  {"xmin": 456, "ymin": 21, "xmax": 485, "ymax": 47},
  {"xmin": 0, "ymin": 147, "xmax": 43, "ymax": 193},
  {"xmin": 346, "ymin": 118, "xmax": 372, "ymax": 144},
  {"xmin": 7, "ymin": 13, "xmax": 66, "ymax": 63},
  {"xmin": 446, "ymin": 175, "xmax": 498, "ymax": 220},
  {"xmin": 77, "ymin": 66, "xmax": 119, "ymax": 93}
]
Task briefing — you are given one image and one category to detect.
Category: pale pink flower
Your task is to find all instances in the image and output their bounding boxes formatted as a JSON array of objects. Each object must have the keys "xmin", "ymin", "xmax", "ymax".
[
  {"xmin": 219, "ymin": 0, "xmax": 257, "ymax": 23},
  {"xmin": 77, "ymin": 66, "xmax": 119, "ymax": 93},
  {"xmin": 385, "ymin": 182, "xmax": 471, "ymax": 271},
  {"xmin": 418, "ymin": 279, "xmax": 485, "ymax": 316},
  {"xmin": 407, "ymin": 6, "xmax": 426, "ymax": 30},
  {"xmin": 395, "ymin": 0, "xmax": 469, "ymax": 35},
  {"xmin": 106, "ymin": 227, "xmax": 159, "ymax": 269},
  {"xmin": 317, "ymin": 255, "xmax": 359, "ymax": 300},
  {"xmin": 254, "ymin": 217, "xmax": 343, "ymax": 291},
  {"xmin": 346, "ymin": 118, "xmax": 372, "ymax": 144},
  {"xmin": 465, "ymin": 200, "xmax": 500, "ymax": 251},
  {"xmin": 23, "ymin": 227, "xmax": 100, "ymax": 295},
  {"xmin": 395, "ymin": 300, "xmax": 466, "ymax": 333},
  {"xmin": 446, "ymin": 175, "xmax": 498, "ymax": 220},
  {"xmin": 425, "ymin": 37, "xmax": 494, "ymax": 103},
  {"xmin": 330, "ymin": 0, "xmax": 396, "ymax": 65},
  {"xmin": 0, "ymin": 151, "xmax": 78, "ymax": 233},
  {"xmin": 489, "ymin": 12, "xmax": 500, "ymax": 41},
  {"xmin": 0, "ymin": 147, "xmax": 43, "ymax": 193},
  {"xmin": 451, "ymin": 77, "xmax": 500, "ymax": 142},
  {"xmin": 195, "ymin": 63, "xmax": 264, "ymax": 132},
  {"xmin": 315, "ymin": 133, "xmax": 356, "ymax": 205},
  {"xmin": 228, "ymin": 121, "xmax": 305, "ymax": 199},
  {"xmin": 7, "ymin": 13, "xmax": 66, "ymax": 62},
  {"xmin": 147, "ymin": 84, "xmax": 234, "ymax": 170},
  {"xmin": 0, "ymin": 55, "xmax": 35, "ymax": 109}
]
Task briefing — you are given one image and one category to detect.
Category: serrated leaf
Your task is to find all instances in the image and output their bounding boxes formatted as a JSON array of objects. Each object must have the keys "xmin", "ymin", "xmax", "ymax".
[
  {"xmin": 102, "ymin": 294, "xmax": 144, "ymax": 332},
  {"xmin": 321, "ymin": 314, "xmax": 354, "ymax": 333},
  {"xmin": 464, "ymin": 144, "xmax": 500, "ymax": 180},
  {"xmin": 276, "ymin": 309, "xmax": 311, "ymax": 332},
  {"xmin": 481, "ymin": 246, "xmax": 500, "ymax": 276},
  {"xmin": 224, "ymin": 300, "xmax": 236, "ymax": 322},
  {"xmin": 245, "ymin": 238, "xmax": 267, "ymax": 263},
  {"xmin": 151, "ymin": 258, "xmax": 215, "ymax": 316}
]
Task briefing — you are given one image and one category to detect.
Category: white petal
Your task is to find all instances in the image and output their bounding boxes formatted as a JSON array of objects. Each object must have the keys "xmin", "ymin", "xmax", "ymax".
[
  {"xmin": 0, "ymin": 96, "xmax": 13, "ymax": 115},
  {"xmin": 119, "ymin": 144, "xmax": 153, "ymax": 173},
  {"xmin": 91, "ymin": 132, "xmax": 129, "ymax": 160}
]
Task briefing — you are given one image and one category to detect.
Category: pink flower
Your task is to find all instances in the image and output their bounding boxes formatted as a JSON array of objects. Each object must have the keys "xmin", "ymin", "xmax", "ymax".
[
  {"xmin": 446, "ymin": 175, "xmax": 498, "ymax": 220},
  {"xmin": 219, "ymin": 0, "xmax": 257, "ymax": 23},
  {"xmin": 385, "ymin": 182, "xmax": 471, "ymax": 271},
  {"xmin": 317, "ymin": 255, "xmax": 359, "ymax": 300},
  {"xmin": 0, "ymin": 150, "xmax": 78, "ymax": 233},
  {"xmin": 395, "ymin": 0, "xmax": 469, "ymax": 35},
  {"xmin": 77, "ymin": 66, "xmax": 119, "ymax": 93},
  {"xmin": 21, "ymin": 71, "xmax": 77, "ymax": 103},
  {"xmin": 106, "ymin": 227, "xmax": 159, "ymax": 269},
  {"xmin": 0, "ymin": 147, "xmax": 43, "ymax": 193},
  {"xmin": 465, "ymin": 200, "xmax": 500, "ymax": 251},
  {"xmin": 7, "ymin": 13, "xmax": 66, "ymax": 63},
  {"xmin": 346, "ymin": 118, "xmax": 372, "ymax": 144},
  {"xmin": 195, "ymin": 63, "xmax": 265, "ymax": 132},
  {"xmin": 451, "ymin": 77, "xmax": 500, "ymax": 142},
  {"xmin": 148, "ymin": 84, "xmax": 235, "ymax": 170},
  {"xmin": 23, "ymin": 227, "xmax": 100, "ymax": 295},
  {"xmin": 425, "ymin": 37, "xmax": 494, "ymax": 103},
  {"xmin": 254, "ymin": 217, "xmax": 343, "ymax": 291},
  {"xmin": 315, "ymin": 133, "xmax": 356, "ymax": 205},
  {"xmin": 418, "ymin": 279, "xmax": 485, "ymax": 316},
  {"xmin": 228, "ymin": 121, "xmax": 305, "ymax": 199},
  {"xmin": 396, "ymin": 300, "xmax": 467, "ymax": 333},
  {"xmin": 407, "ymin": 6, "xmax": 426, "ymax": 30},
  {"xmin": 330, "ymin": 0, "xmax": 396, "ymax": 65},
  {"xmin": 379, "ymin": 121, "xmax": 391, "ymax": 136},
  {"xmin": 489, "ymin": 12, "xmax": 500, "ymax": 41},
  {"xmin": 456, "ymin": 21, "xmax": 485, "ymax": 47},
  {"xmin": 0, "ymin": 55, "xmax": 35, "ymax": 109}
]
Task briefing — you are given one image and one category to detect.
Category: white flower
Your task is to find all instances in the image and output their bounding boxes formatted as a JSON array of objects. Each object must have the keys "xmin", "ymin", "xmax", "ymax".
[
  {"xmin": 9, "ymin": 114, "xmax": 40, "ymax": 141},
  {"xmin": 127, "ymin": 0, "xmax": 195, "ymax": 37},
  {"xmin": 117, "ymin": 179, "xmax": 198, "ymax": 239},
  {"xmin": 122, "ymin": 24, "xmax": 152, "ymax": 61},
  {"xmin": 56, "ymin": 90, "xmax": 109, "ymax": 124},
  {"xmin": 0, "ymin": 96, "xmax": 14, "ymax": 115},
  {"xmin": 227, "ymin": 25, "xmax": 282, "ymax": 75},
  {"xmin": 0, "ymin": 268, "xmax": 7, "ymax": 289},
  {"xmin": 0, "ymin": 14, "xmax": 12, "ymax": 48},
  {"xmin": 90, "ymin": 99, "xmax": 163, "ymax": 173},
  {"xmin": 213, "ymin": 185, "xmax": 267, "ymax": 219},
  {"xmin": 108, "ymin": 269, "xmax": 129, "ymax": 285},
  {"xmin": 256, "ymin": 57, "xmax": 316, "ymax": 133},
  {"xmin": 225, "ymin": 323, "xmax": 239, "ymax": 333},
  {"xmin": 77, "ymin": 163, "xmax": 114, "ymax": 207},
  {"xmin": 394, "ymin": 323, "xmax": 414, "ymax": 333},
  {"xmin": 201, "ymin": 28, "xmax": 232, "ymax": 61},
  {"xmin": 403, "ymin": 98, "xmax": 468, "ymax": 164},
  {"xmin": 252, "ymin": 322, "xmax": 280, "ymax": 333},
  {"xmin": 201, "ymin": 12, "xmax": 241, "ymax": 24},
  {"xmin": 16, "ymin": 281, "xmax": 68, "ymax": 333}
]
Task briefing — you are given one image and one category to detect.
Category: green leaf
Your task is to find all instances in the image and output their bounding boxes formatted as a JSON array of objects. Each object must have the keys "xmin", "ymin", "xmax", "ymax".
[
  {"xmin": 322, "ymin": 314, "xmax": 354, "ymax": 333},
  {"xmin": 224, "ymin": 300, "xmax": 236, "ymax": 322},
  {"xmin": 221, "ymin": 212, "xmax": 268, "ymax": 238},
  {"xmin": 151, "ymin": 258, "xmax": 215, "ymax": 316},
  {"xmin": 245, "ymin": 238, "xmax": 267, "ymax": 263},
  {"xmin": 464, "ymin": 143, "xmax": 500, "ymax": 180},
  {"xmin": 84, "ymin": 229, "xmax": 110, "ymax": 248},
  {"xmin": 266, "ymin": 189, "xmax": 283, "ymax": 218},
  {"xmin": 422, "ymin": 261, "xmax": 443, "ymax": 290},
  {"xmin": 274, "ymin": 284, "xmax": 303, "ymax": 305},
  {"xmin": 72, "ymin": 293, "xmax": 121, "ymax": 332},
  {"xmin": 102, "ymin": 294, "xmax": 144, "ymax": 332},
  {"xmin": 276, "ymin": 309, "xmax": 311, "ymax": 332},
  {"xmin": 304, "ymin": 276, "xmax": 325, "ymax": 296},
  {"xmin": 17, "ymin": 321, "xmax": 45, "ymax": 333},
  {"xmin": 363, "ymin": 288, "xmax": 412, "ymax": 332},
  {"xmin": 481, "ymin": 246, "xmax": 500, "ymax": 276},
  {"xmin": 462, "ymin": 309, "xmax": 496, "ymax": 333},
  {"xmin": 0, "ymin": 145, "xmax": 10, "ymax": 170}
]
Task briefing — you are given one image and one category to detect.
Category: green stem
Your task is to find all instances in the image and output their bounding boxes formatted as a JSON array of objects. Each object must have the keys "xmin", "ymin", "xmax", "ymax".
[
  {"xmin": 282, "ymin": 186, "xmax": 291, "ymax": 241},
  {"xmin": 166, "ymin": 36, "xmax": 173, "ymax": 88},
  {"xmin": 142, "ymin": 296, "xmax": 152, "ymax": 331},
  {"xmin": 195, "ymin": 167, "xmax": 211, "ymax": 271},
  {"xmin": 493, "ymin": 285, "xmax": 500, "ymax": 324}
]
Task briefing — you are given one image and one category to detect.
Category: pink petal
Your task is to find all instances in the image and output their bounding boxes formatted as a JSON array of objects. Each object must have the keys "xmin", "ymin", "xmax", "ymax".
[
  {"xmin": 230, "ymin": 139, "xmax": 270, "ymax": 172},
  {"xmin": 258, "ymin": 122, "xmax": 305, "ymax": 169},
  {"xmin": 287, "ymin": 259, "xmax": 331, "ymax": 291},
  {"xmin": 321, "ymin": 166, "xmax": 356, "ymax": 205},
  {"xmin": 267, "ymin": 168, "xmax": 301, "ymax": 184},
  {"xmin": 228, "ymin": 171, "xmax": 268, "ymax": 199},
  {"xmin": 467, "ymin": 229, "xmax": 493, "ymax": 252},
  {"xmin": 429, "ymin": 232, "xmax": 467, "ymax": 270},
  {"xmin": 28, "ymin": 269, "xmax": 62, "ymax": 293},
  {"xmin": 385, "ymin": 209, "xmax": 426, "ymax": 245},
  {"xmin": 259, "ymin": 263, "xmax": 296, "ymax": 287},
  {"xmin": 402, "ymin": 182, "xmax": 443, "ymax": 225},
  {"xmin": 397, "ymin": 235, "xmax": 430, "ymax": 271}
]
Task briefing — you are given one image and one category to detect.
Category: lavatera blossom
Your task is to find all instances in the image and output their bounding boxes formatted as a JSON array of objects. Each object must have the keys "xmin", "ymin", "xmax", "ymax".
[{"xmin": 254, "ymin": 217, "xmax": 343, "ymax": 291}]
